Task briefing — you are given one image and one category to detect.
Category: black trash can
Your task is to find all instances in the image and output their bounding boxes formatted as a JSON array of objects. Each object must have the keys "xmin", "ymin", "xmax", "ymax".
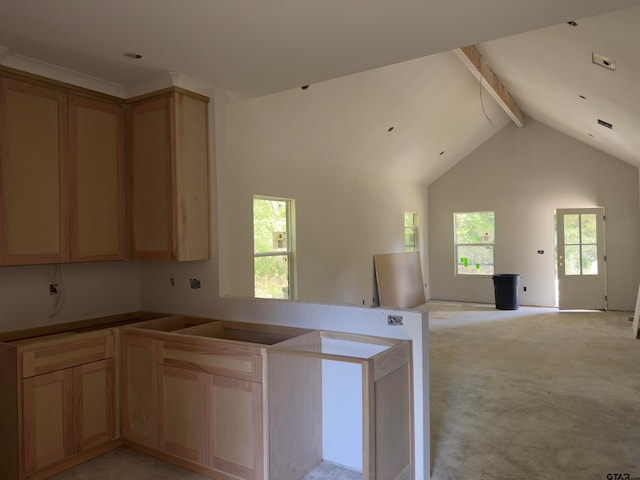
[{"xmin": 492, "ymin": 274, "xmax": 520, "ymax": 310}]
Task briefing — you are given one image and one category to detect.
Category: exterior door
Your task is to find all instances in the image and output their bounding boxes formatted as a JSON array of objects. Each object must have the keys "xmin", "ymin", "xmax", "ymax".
[{"xmin": 556, "ymin": 207, "xmax": 607, "ymax": 310}]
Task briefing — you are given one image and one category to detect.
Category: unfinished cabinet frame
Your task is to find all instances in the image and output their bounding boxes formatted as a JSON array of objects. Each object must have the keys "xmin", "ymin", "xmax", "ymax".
[
  {"xmin": 268, "ymin": 331, "xmax": 414, "ymax": 480},
  {"xmin": 120, "ymin": 318, "xmax": 310, "ymax": 480},
  {"xmin": 128, "ymin": 88, "xmax": 211, "ymax": 261},
  {"xmin": 0, "ymin": 328, "xmax": 118, "ymax": 480}
]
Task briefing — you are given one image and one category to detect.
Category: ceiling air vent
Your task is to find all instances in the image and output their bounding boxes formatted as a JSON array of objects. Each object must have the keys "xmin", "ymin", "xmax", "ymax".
[
  {"xmin": 592, "ymin": 53, "xmax": 616, "ymax": 71},
  {"xmin": 597, "ymin": 119, "xmax": 613, "ymax": 129}
]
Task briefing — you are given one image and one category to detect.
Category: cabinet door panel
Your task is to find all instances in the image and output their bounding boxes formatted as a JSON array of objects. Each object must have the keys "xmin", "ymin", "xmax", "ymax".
[
  {"xmin": 69, "ymin": 95, "xmax": 125, "ymax": 261},
  {"xmin": 23, "ymin": 369, "xmax": 74, "ymax": 473},
  {"xmin": 130, "ymin": 97, "xmax": 173, "ymax": 258},
  {"xmin": 174, "ymin": 92, "xmax": 210, "ymax": 261},
  {"xmin": 121, "ymin": 334, "xmax": 158, "ymax": 448},
  {"xmin": 210, "ymin": 375, "xmax": 263, "ymax": 480},
  {"xmin": 1, "ymin": 79, "xmax": 68, "ymax": 264},
  {"xmin": 158, "ymin": 365, "xmax": 208, "ymax": 464},
  {"xmin": 73, "ymin": 358, "xmax": 115, "ymax": 452}
]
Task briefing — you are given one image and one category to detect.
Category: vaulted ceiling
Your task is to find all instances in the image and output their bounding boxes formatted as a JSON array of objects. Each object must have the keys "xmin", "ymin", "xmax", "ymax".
[{"xmin": 1, "ymin": 0, "xmax": 638, "ymax": 184}]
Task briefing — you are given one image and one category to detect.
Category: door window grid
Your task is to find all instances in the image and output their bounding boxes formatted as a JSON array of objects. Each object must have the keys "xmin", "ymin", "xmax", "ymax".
[{"xmin": 563, "ymin": 213, "xmax": 598, "ymax": 276}]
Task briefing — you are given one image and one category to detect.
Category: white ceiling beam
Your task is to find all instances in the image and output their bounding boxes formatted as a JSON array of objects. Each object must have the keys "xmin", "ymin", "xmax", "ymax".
[{"xmin": 455, "ymin": 45, "xmax": 524, "ymax": 127}]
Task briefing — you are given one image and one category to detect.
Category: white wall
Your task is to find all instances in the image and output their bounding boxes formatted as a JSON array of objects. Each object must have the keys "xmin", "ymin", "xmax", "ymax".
[
  {"xmin": 222, "ymin": 88, "xmax": 427, "ymax": 306},
  {"xmin": 0, "ymin": 261, "xmax": 141, "ymax": 332},
  {"xmin": 428, "ymin": 120, "xmax": 640, "ymax": 309}
]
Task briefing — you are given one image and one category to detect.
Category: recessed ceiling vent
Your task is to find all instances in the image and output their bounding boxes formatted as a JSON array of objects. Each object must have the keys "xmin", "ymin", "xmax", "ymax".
[
  {"xmin": 592, "ymin": 53, "xmax": 616, "ymax": 71},
  {"xmin": 597, "ymin": 119, "xmax": 613, "ymax": 129}
]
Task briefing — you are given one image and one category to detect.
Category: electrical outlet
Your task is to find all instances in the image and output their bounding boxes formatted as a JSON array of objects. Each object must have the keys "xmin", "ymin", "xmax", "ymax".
[
  {"xmin": 49, "ymin": 284, "xmax": 58, "ymax": 295},
  {"xmin": 189, "ymin": 278, "xmax": 201, "ymax": 289}
]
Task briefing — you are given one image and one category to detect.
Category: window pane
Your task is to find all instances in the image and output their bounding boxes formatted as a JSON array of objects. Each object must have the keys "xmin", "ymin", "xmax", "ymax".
[
  {"xmin": 254, "ymin": 255, "xmax": 289, "ymax": 299},
  {"xmin": 457, "ymin": 245, "xmax": 494, "ymax": 275},
  {"xmin": 254, "ymin": 198, "xmax": 288, "ymax": 254},
  {"xmin": 404, "ymin": 213, "xmax": 415, "ymax": 228},
  {"xmin": 582, "ymin": 245, "xmax": 598, "ymax": 275},
  {"xmin": 564, "ymin": 245, "xmax": 581, "ymax": 275},
  {"xmin": 455, "ymin": 212, "xmax": 494, "ymax": 244},
  {"xmin": 405, "ymin": 227, "xmax": 416, "ymax": 250},
  {"xmin": 581, "ymin": 214, "xmax": 597, "ymax": 244},
  {"xmin": 564, "ymin": 214, "xmax": 580, "ymax": 244}
]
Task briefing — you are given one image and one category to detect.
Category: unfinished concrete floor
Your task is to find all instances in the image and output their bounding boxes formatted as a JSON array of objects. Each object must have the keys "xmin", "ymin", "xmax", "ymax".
[
  {"xmin": 428, "ymin": 303, "xmax": 640, "ymax": 480},
  {"xmin": 48, "ymin": 447, "xmax": 360, "ymax": 480}
]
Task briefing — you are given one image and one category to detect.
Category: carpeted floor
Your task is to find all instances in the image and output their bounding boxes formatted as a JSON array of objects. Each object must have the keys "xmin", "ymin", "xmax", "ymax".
[{"xmin": 428, "ymin": 303, "xmax": 640, "ymax": 480}]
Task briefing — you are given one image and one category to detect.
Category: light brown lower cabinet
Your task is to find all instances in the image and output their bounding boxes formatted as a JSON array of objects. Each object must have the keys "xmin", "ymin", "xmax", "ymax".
[
  {"xmin": 157, "ymin": 366, "xmax": 264, "ymax": 480},
  {"xmin": 22, "ymin": 358, "xmax": 116, "ymax": 475},
  {"xmin": 208, "ymin": 374, "xmax": 263, "ymax": 479},
  {"xmin": 22, "ymin": 368, "xmax": 74, "ymax": 473},
  {"xmin": 121, "ymin": 320, "xmax": 269, "ymax": 480},
  {"xmin": 0, "ymin": 327, "xmax": 118, "ymax": 480},
  {"xmin": 120, "ymin": 333, "xmax": 159, "ymax": 448},
  {"xmin": 158, "ymin": 365, "xmax": 208, "ymax": 464},
  {"xmin": 0, "ymin": 315, "xmax": 413, "ymax": 480}
]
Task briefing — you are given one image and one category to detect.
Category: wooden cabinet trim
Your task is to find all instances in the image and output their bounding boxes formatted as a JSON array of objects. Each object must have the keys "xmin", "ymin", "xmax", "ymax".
[
  {"xmin": 21, "ymin": 333, "xmax": 115, "ymax": 378},
  {"xmin": 0, "ymin": 66, "xmax": 124, "ymax": 104},
  {"xmin": 160, "ymin": 340, "xmax": 263, "ymax": 383}
]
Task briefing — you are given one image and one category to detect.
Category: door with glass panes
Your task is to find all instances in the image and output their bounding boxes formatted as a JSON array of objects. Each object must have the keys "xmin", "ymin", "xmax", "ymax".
[{"xmin": 556, "ymin": 208, "xmax": 606, "ymax": 310}]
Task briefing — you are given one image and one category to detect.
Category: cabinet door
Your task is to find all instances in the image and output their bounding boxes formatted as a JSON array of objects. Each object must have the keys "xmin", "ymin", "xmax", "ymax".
[
  {"xmin": 73, "ymin": 358, "xmax": 115, "ymax": 452},
  {"xmin": 23, "ymin": 369, "xmax": 74, "ymax": 474},
  {"xmin": 173, "ymin": 91, "xmax": 210, "ymax": 261},
  {"xmin": 129, "ymin": 96, "xmax": 173, "ymax": 259},
  {"xmin": 209, "ymin": 375, "xmax": 263, "ymax": 480},
  {"xmin": 68, "ymin": 95, "xmax": 125, "ymax": 261},
  {"xmin": 158, "ymin": 365, "xmax": 208, "ymax": 464},
  {"xmin": 0, "ymin": 78, "xmax": 69, "ymax": 265},
  {"xmin": 121, "ymin": 334, "xmax": 158, "ymax": 448}
]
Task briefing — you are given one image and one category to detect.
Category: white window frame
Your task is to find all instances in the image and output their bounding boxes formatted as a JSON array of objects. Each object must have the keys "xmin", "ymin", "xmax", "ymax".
[
  {"xmin": 404, "ymin": 212, "xmax": 419, "ymax": 252},
  {"xmin": 454, "ymin": 211, "xmax": 495, "ymax": 276},
  {"xmin": 253, "ymin": 196, "xmax": 296, "ymax": 299}
]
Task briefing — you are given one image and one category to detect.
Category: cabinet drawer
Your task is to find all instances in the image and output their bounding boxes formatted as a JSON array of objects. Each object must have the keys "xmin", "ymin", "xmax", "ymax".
[
  {"xmin": 22, "ymin": 334, "xmax": 115, "ymax": 378},
  {"xmin": 160, "ymin": 341, "xmax": 262, "ymax": 382}
]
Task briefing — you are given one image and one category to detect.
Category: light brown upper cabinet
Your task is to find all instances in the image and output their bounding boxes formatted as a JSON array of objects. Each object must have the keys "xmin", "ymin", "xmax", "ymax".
[
  {"xmin": 68, "ymin": 95, "xmax": 126, "ymax": 262},
  {"xmin": 129, "ymin": 89, "xmax": 210, "ymax": 261},
  {"xmin": 0, "ymin": 70, "xmax": 126, "ymax": 266},
  {"xmin": 0, "ymin": 78, "xmax": 70, "ymax": 265}
]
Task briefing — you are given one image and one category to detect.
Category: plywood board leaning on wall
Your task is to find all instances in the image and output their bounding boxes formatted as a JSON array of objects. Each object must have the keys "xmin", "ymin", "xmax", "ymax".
[
  {"xmin": 632, "ymin": 282, "xmax": 640, "ymax": 339},
  {"xmin": 374, "ymin": 252, "xmax": 425, "ymax": 309}
]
